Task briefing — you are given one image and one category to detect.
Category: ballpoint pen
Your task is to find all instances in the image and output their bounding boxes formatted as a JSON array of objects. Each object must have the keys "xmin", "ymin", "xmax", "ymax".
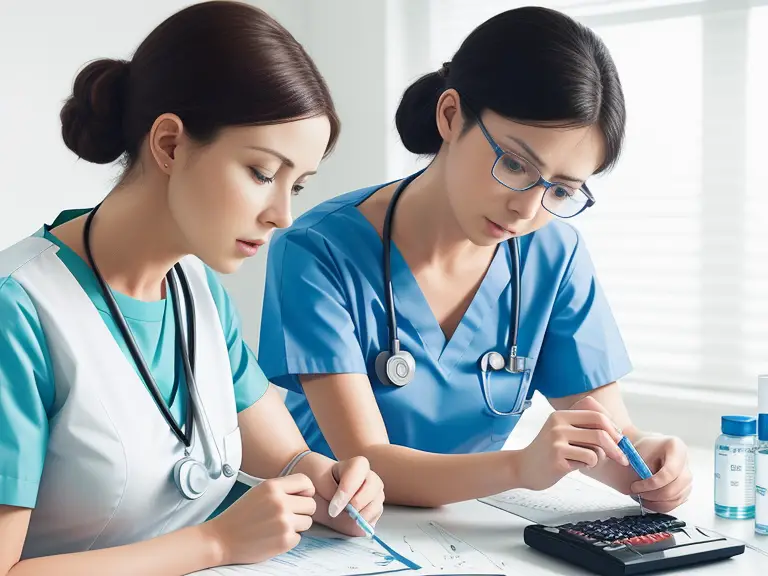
[{"xmin": 617, "ymin": 435, "xmax": 653, "ymax": 515}]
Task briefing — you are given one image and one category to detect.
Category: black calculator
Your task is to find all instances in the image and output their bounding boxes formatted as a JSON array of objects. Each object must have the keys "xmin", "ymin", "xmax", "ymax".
[{"xmin": 524, "ymin": 512, "xmax": 745, "ymax": 575}]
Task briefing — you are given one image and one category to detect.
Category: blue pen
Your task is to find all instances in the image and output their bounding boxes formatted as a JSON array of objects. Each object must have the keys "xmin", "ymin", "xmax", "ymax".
[
  {"xmin": 345, "ymin": 503, "xmax": 375, "ymax": 537},
  {"xmin": 618, "ymin": 436, "xmax": 653, "ymax": 479},
  {"xmin": 345, "ymin": 503, "xmax": 421, "ymax": 570},
  {"xmin": 617, "ymin": 436, "xmax": 653, "ymax": 515}
]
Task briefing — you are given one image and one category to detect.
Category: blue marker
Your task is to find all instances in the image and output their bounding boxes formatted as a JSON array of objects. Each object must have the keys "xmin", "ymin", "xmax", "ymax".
[
  {"xmin": 345, "ymin": 504, "xmax": 421, "ymax": 570},
  {"xmin": 618, "ymin": 436, "xmax": 653, "ymax": 515}
]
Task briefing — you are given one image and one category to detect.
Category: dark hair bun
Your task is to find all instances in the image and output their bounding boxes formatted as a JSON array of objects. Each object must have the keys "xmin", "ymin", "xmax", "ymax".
[
  {"xmin": 395, "ymin": 70, "xmax": 446, "ymax": 155},
  {"xmin": 60, "ymin": 59, "xmax": 130, "ymax": 164}
]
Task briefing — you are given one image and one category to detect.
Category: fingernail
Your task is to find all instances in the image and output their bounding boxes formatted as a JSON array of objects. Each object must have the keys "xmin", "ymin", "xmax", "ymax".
[
  {"xmin": 622, "ymin": 455, "xmax": 629, "ymax": 466},
  {"xmin": 328, "ymin": 490, "xmax": 348, "ymax": 518}
]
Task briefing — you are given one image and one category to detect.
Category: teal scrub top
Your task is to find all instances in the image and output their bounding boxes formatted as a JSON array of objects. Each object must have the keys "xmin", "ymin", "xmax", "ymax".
[
  {"xmin": 0, "ymin": 209, "xmax": 269, "ymax": 510},
  {"xmin": 259, "ymin": 183, "xmax": 633, "ymax": 458}
]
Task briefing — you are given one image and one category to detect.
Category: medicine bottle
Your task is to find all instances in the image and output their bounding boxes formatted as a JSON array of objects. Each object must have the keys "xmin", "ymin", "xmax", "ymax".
[{"xmin": 714, "ymin": 415, "xmax": 756, "ymax": 519}]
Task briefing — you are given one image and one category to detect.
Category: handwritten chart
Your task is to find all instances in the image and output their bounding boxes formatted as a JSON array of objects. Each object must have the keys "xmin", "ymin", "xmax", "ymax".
[
  {"xmin": 196, "ymin": 535, "xmax": 414, "ymax": 576},
  {"xmin": 395, "ymin": 522, "xmax": 506, "ymax": 574},
  {"xmin": 479, "ymin": 473, "xmax": 639, "ymax": 525}
]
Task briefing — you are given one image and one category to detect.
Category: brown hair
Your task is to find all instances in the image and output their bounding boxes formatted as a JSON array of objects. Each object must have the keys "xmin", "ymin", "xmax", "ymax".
[
  {"xmin": 396, "ymin": 6, "xmax": 625, "ymax": 173},
  {"xmin": 61, "ymin": 1, "xmax": 340, "ymax": 167}
]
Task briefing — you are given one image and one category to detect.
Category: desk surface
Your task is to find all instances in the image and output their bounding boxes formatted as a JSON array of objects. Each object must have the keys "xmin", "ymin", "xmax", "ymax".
[
  {"xmin": 373, "ymin": 495, "xmax": 766, "ymax": 575},
  {"xmin": 194, "ymin": 447, "xmax": 767, "ymax": 575},
  {"xmin": 372, "ymin": 445, "xmax": 767, "ymax": 574}
]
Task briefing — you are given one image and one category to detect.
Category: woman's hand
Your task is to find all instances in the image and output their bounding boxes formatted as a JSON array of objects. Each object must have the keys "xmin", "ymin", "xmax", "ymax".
[
  {"xmin": 622, "ymin": 435, "xmax": 692, "ymax": 513},
  {"xmin": 518, "ymin": 396, "xmax": 629, "ymax": 491},
  {"xmin": 300, "ymin": 454, "xmax": 385, "ymax": 537},
  {"xmin": 203, "ymin": 474, "xmax": 316, "ymax": 566}
]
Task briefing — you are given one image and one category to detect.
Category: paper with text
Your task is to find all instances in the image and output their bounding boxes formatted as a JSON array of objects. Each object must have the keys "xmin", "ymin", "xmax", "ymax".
[
  {"xmin": 382, "ymin": 522, "xmax": 506, "ymax": 575},
  {"xmin": 479, "ymin": 473, "xmax": 640, "ymax": 525},
  {"xmin": 194, "ymin": 535, "xmax": 414, "ymax": 576}
]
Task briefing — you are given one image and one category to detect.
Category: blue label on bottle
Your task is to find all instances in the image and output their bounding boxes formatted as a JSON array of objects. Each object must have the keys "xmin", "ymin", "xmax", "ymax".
[{"xmin": 715, "ymin": 504, "xmax": 755, "ymax": 519}]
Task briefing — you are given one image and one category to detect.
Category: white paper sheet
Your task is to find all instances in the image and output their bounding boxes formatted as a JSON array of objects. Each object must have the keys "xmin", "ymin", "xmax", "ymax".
[
  {"xmin": 376, "ymin": 522, "xmax": 506, "ymax": 575},
  {"xmin": 195, "ymin": 534, "xmax": 413, "ymax": 576},
  {"xmin": 479, "ymin": 472, "xmax": 640, "ymax": 525},
  {"xmin": 189, "ymin": 521, "xmax": 507, "ymax": 576}
]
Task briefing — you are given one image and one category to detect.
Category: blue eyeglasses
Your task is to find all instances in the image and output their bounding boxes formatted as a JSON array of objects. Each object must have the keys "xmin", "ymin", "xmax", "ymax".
[{"xmin": 473, "ymin": 113, "xmax": 596, "ymax": 219}]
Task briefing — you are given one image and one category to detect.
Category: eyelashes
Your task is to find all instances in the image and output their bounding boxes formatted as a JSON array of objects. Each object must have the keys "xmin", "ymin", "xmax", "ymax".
[
  {"xmin": 250, "ymin": 167, "xmax": 275, "ymax": 185},
  {"xmin": 250, "ymin": 167, "xmax": 304, "ymax": 196}
]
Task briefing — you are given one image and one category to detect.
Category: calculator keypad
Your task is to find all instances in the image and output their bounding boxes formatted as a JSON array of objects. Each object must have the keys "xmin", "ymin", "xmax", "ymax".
[{"xmin": 557, "ymin": 514, "xmax": 687, "ymax": 547}]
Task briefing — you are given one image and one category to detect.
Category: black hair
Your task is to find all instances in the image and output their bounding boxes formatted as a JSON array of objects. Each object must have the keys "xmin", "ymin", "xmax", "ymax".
[
  {"xmin": 395, "ymin": 6, "xmax": 625, "ymax": 172},
  {"xmin": 61, "ymin": 1, "xmax": 340, "ymax": 168}
]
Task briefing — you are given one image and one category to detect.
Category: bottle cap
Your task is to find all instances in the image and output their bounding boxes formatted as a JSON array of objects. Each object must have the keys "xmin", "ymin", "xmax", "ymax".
[{"xmin": 721, "ymin": 415, "xmax": 756, "ymax": 437}]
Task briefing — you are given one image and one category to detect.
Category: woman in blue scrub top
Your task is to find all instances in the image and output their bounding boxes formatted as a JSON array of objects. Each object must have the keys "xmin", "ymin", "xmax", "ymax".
[
  {"xmin": 260, "ymin": 7, "xmax": 692, "ymax": 511},
  {"xmin": 0, "ymin": 3, "xmax": 384, "ymax": 575}
]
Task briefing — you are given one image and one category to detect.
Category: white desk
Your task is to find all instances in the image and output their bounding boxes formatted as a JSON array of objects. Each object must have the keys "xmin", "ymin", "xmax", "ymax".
[
  {"xmin": 372, "ymin": 494, "xmax": 767, "ymax": 575},
  {"xmin": 194, "ymin": 446, "xmax": 767, "ymax": 575},
  {"xmin": 374, "ymin": 446, "xmax": 768, "ymax": 574}
]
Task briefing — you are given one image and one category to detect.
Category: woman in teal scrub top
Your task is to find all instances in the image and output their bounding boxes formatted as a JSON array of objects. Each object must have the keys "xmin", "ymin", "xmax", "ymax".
[
  {"xmin": 0, "ymin": 3, "xmax": 383, "ymax": 575},
  {"xmin": 260, "ymin": 7, "xmax": 693, "ymax": 511}
]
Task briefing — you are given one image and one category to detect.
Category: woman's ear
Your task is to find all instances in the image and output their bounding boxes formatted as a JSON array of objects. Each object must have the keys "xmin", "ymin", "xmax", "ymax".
[
  {"xmin": 148, "ymin": 113, "xmax": 185, "ymax": 174},
  {"xmin": 435, "ymin": 89, "xmax": 465, "ymax": 144}
]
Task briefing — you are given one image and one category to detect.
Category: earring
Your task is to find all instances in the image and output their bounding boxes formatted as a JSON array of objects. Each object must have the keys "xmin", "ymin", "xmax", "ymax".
[{"xmin": 164, "ymin": 163, "xmax": 169, "ymax": 168}]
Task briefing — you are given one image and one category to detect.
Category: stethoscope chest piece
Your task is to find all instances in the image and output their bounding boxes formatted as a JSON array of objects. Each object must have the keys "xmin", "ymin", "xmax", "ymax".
[
  {"xmin": 479, "ymin": 349, "xmax": 530, "ymax": 375},
  {"xmin": 174, "ymin": 456, "xmax": 210, "ymax": 500},
  {"xmin": 376, "ymin": 349, "xmax": 415, "ymax": 387},
  {"xmin": 480, "ymin": 351, "xmax": 506, "ymax": 372}
]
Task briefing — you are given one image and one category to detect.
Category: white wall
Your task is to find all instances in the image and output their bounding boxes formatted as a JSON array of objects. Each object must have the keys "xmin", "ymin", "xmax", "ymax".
[
  {"xmin": 0, "ymin": 0, "xmax": 191, "ymax": 245},
  {"xmin": 0, "ymin": 0, "xmax": 432, "ymax": 351}
]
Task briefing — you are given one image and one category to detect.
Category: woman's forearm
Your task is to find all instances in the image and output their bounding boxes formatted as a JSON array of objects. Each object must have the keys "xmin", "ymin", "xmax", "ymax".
[
  {"xmin": 7, "ymin": 523, "xmax": 221, "ymax": 576},
  {"xmin": 361, "ymin": 444, "xmax": 523, "ymax": 507}
]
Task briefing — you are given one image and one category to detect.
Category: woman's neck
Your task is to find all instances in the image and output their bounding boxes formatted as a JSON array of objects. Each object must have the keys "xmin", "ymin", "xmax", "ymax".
[
  {"xmin": 53, "ymin": 175, "xmax": 187, "ymax": 301},
  {"xmin": 392, "ymin": 159, "xmax": 492, "ymax": 273}
]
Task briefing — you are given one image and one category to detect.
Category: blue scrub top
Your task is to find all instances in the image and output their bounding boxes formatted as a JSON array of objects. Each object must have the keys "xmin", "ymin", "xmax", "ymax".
[{"xmin": 259, "ymin": 182, "xmax": 632, "ymax": 458}]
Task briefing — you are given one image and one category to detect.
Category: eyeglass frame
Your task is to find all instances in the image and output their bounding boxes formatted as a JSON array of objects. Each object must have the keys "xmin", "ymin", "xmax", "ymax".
[{"xmin": 470, "ymin": 111, "xmax": 596, "ymax": 219}]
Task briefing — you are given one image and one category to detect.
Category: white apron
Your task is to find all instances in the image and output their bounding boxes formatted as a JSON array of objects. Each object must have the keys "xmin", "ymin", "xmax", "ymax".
[{"xmin": 0, "ymin": 237, "xmax": 242, "ymax": 559}]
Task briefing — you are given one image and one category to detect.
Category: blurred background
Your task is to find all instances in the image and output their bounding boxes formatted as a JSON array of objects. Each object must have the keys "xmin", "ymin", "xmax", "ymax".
[{"xmin": 1, "ymin": 0, "xmax": 765, "ymax": 448}]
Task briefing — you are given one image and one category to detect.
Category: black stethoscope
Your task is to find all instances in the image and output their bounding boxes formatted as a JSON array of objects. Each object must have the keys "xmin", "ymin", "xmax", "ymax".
[
  {"xmin": 83, "ymin": 203, "xmax": 233, "ymax": 500},
  {"xmin": 374, "ymin": 172, "xmax": 533, "ymax": 417}
]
